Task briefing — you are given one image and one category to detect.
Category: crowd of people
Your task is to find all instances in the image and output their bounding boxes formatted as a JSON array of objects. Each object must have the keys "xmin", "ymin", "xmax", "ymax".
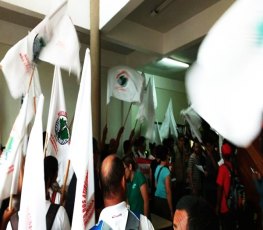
[{"xmin": 0, "ymin": 126, "xmax": 262, "ymax": 230}]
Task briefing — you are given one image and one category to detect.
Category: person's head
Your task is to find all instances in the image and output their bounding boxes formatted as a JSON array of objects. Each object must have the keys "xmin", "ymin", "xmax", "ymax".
[
  {"xmin": 100, "ymin": 154, "xmax": 126, "ymax": 204},
  {"xmin": 123, "ymin": 139, "xmax": 132, "ymax": 155},
  {"xmin": 173, "ymin": 195, "xmax": 219, "ymax": 230},
  {"xmin": 221, "ymin": 142, "xmax": 233, "ymax": 161},
  {"xmin": 177, "ymin": 135, "xmax": 185, "ymax": 148},
  {"xmin": 204, "ymin": 138, "xmax": 215, "ymax": 154},
  {"xmin": 108, "ymin": 138, "xmax": 117, "ymax": 154},
  {"xmin": 137, "ymin": 136, "xmax": 146, "ymax": 153},
  {"xmin": 192, "ymin": 139, "xmax": 202, "ymax": 155},
  {"xmin": 44, "ymin": 156, "xmax": 58, "ymax": 199},
  {"xmin": 122, "ymin": 154, "xmax": 137, "ymax": 181},
  {"xmin": 155, "ymin": 145, "xmax": 169, "ymax": 162}
]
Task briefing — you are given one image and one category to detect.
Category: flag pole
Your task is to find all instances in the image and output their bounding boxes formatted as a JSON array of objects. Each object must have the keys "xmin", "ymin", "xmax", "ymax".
[
  {"xmin": 27, "ymin": 65, "xmax": 37, "ymax": 113},
  {"xmin": 60, "ymin": 160, "xmax": 70, "ymax": 205},
  {"xmin": 123, "ymin": 103, "xmax": 133, "ymax": 127},
  {"xmin": 105, "ymin": 104, "xmax": 108, "ymax": 125},
  {"xmin": 43, "ymin": 132, "xmax": 49, "ymax": 157},
  {"xmin": 134, "ymin": 119, "xmax": 138, "ymax": 130}
]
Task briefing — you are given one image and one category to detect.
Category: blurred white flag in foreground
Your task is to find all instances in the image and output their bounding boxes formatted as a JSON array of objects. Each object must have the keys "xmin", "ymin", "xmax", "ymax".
[{"xmin": 186, "ymin": 0, "xmax": 263, "ymax": 147}]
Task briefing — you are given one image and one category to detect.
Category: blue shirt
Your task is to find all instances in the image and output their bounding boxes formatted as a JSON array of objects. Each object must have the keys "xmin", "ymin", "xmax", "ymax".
[{"xmin": 154, "ymin": 165, "xmax": 170, "ymax": 199}]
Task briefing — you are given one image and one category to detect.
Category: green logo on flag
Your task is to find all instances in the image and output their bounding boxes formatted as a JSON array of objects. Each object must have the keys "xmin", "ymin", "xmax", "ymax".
[
  {"xmin": 55, "ymin": 112, "xmax": 70, "ymax": 145},
  {"xmin": 117, "ymin": 75, "xmax": 128, "ymax": 87}
]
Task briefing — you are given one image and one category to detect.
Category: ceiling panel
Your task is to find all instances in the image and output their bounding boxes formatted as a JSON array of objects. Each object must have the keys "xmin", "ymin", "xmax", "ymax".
[{"xmin": 126, "ymin": 0, "xmax": 220, "ymax": 33}]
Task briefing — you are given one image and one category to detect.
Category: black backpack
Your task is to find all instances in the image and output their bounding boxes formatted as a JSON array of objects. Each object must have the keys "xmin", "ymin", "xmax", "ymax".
[{"xmin": 224, "ymin": 164, "xmax": 246, "ymax": 212}]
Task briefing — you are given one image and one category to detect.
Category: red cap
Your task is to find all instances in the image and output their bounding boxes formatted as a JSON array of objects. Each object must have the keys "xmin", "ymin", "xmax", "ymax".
[{"xmin": 221, "ymin": 143, "xmax": 232, "ymax": 156}]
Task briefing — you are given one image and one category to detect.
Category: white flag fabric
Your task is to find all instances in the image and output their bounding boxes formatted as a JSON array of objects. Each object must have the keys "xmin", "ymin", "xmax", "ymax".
[
  {"xmin": 1, "ymin": 0, "xmax": 80, "ymax": 99},
  {"xmin": 69, "ymin": 49, "xmax": 95, "ymax": 229},
  {"xmin": 186, "ymin": 0, "xmax": 263, "ymax": 147},
  {"xmin": 181, "ymin": 107, "xmax": 202, "ymax": 143},
  {"xmin": 160, "ymin": 99, "xmax": 178, "ymax": 140},
  {"xmin": 136, "ymin": 76, "xmax": 157, "ymax": 139},
  {"xmin": 107, "ymin": 65, "xmax": 144, "ymax": 104},
  {"xmin": 150, "ymin": 123, "xmax": 162, "ymax": 145},
  {"xmin": 0, "ymin": 95, "xmax": 30, "ymax": 200},
  {"xmin": 0, "ymin": 35, "xmax": 34, "ymax": 98},
  {"xmin": 37, "ymin": 11, "xmax": 81, "ymax": 77},
  {"xmin": 19, "ymin": 95, "xmax": 46, "ymax": 230},
  {"xmin": 45, "ymin": 66, "xmax": 71, "ymax": 186}
]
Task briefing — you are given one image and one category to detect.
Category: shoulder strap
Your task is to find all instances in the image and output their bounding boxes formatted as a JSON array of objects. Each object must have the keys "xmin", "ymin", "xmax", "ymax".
[
  {"xmin": 46, "ymin": 203, "xmax": 60, "ymax": 230},
  {"xmin": 156, "ymin": 166, "xmax": 164, "ymax": 183},
  {"xmin": 224, "ymin": 164, "xmax": 233, "ymax": 177},
  {"xmin": 125, "ymin": 210, "xmax": 140, "ymax": 230},
  {"xmin": 10, "ymin": 212, "xmax": 19, "ymax": 230},
  {"xmin": 50, "ymin": 191, "xmax": 57, "ymax": 203}
]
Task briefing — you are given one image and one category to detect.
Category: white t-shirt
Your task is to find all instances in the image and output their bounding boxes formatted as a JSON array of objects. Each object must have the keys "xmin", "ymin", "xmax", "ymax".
[
  {"xmin": 98, "ymin": 201, "xmax": 154, "ymax": 230},
  {"xmin": 6, "ymin": 200, "xmax": 70, "ymax": 230}
]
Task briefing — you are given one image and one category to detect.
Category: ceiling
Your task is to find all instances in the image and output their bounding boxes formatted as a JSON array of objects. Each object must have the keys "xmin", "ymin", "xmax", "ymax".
[{"xmin": 0, "ymin": 0, "xmax": 232, "ymax": 81}]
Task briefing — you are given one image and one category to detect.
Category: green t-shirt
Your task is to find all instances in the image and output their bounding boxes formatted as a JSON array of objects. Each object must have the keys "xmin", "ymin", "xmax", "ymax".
[{"xmin": 127, "ymin": 170, "xmax": 147, "ymax": 215}]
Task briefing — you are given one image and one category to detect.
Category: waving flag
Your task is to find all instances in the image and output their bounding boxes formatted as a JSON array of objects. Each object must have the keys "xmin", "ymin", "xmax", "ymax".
[
  {"xmin": 1, "ymin": 0, "xmax": 80, "ymax": 99},
  {"xmin": 0, "ymin": 35, "xmax": 34, "ymax": 98},
  {"xmin": 0, "ymin": 95, "xmax": 30, "ymax": 200},
  {"xmin": 107, "ymin": 65, "xmax": 144, "ymax": 104},
  {"xmin": 186, "ymin": 0, "xmax": 263, "ymax": 147},
  {"xmin": 19, "ymin": 95, "xmax": 46, "ymax": 230},
  {"xmin": 36, "ymin": 5, "xmax": 81, "ymax": 77},
  {"xmin": 45, "ymin": 66, "xmax": 71, "ymax": 186},
  {"xmin": 181, "ymin": 107, "xmax": 202, "ymax": 143},
  {"xmin": 149, "ymin": 123, "xmax": 162, "ymax": 145},
  {"xmin": 136, "ymin": 76, "xmax": 157, "ymax": 139},
  {"xmin": 160, "ymin": 99, "xmax": 178, "ymax": 140},
  {"xmin": 69, "ymin": 49, "xmax": 95, "ymax": 229}
]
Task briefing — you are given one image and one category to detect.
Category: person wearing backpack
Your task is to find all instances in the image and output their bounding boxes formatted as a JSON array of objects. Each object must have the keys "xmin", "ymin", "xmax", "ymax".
[
  {"xmin": 216, "ymin": 142, "xmax": 236, "ymax": 230},
  {"xmin": 91, "ymin": 154, "xmax": 154, "ymax": 230},
  {"xmin": 5, "ymin": 156, "xmax": 70, "ymax": 230}
]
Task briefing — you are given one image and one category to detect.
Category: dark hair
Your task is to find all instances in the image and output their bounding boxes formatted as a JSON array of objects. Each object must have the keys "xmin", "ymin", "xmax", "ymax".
[
  {"xmin": 44, "ymin": 156, "xmax": 58, "ymax": 185},
  {"xmin": 176, "ymin": 195, "xmax": 219, "ymax": 230},
  {"xmin": 134, "ymin": 136, "xmax": 145, "ymax": 148},
  {"xmin": 123, "ymin": 140, "xmax": 132, "ymax": 154},
  {"xmin": 177, "ymin": 134, "xmax": 185, "ymax": 143},
  {"xmin": 44, "ymin": 156, "xmax": 58, "ymax": 200},
  {"xmin": 100, "ymin": 155, "xmax": 125, "ymax": 198},
  {"xmin": 155, "ymin": 145, "xmax": 168, "ymax": 161},
  {"xmin": 122, "ymin": 154, "xmax": 137, "ymax": 171}
]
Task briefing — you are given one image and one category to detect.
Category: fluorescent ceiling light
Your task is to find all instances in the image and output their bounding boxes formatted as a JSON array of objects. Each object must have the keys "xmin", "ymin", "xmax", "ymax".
[
  {"xmin": 151, "ymin": 0, "xmax": 174, "ymax": 16},
  {"xmin": 158, "ymin": 58, "xmax": 189, "ymax": 69}
]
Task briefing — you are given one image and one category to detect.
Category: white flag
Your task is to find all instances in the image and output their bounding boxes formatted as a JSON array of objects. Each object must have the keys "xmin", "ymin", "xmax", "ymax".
[
  {"xmin": 107, "ymin": 65, "xmax": 144, "ymax": 104},
  {"xmin": 37, "ymin": 10, "xmax": 81, "ymax": 77},
  {"xmin": 0, "ymin": 36, "xmax": 34, "ymax": 98},
  {"xmin": 69, "ymin": 49, "xmax": 95, "ymax": 229},
  {"xmin": 149, "ymin": 123, "xmax": 162, "ymax": 145},
  {"xmin": 1, "ymin": 1, "xmax": 80, "ymax": 99},
  {"xmin": 136, "ymin": 76, "xmax": 157, "ymax": 139},
  {"xmin": 0, "ymin": 95, "xmax": 30, "ymax": 200},
  {"xmin": 186, "ymin": 0, "xmax": 263, "ymax": 147},
  {"xmin": 45, "ymin": 66, "xmax": 71, "ymax": 186},
  {"xmin": 160, "ymin": 99, "xmax": 178, "ymax": 140},
  {"xmin": 181, "ymin": 107, "xmax": 202, "ymax": 143},
  {"xmin": 19, "ymin": 95, "xmax": 46, "ymax": 230}
]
